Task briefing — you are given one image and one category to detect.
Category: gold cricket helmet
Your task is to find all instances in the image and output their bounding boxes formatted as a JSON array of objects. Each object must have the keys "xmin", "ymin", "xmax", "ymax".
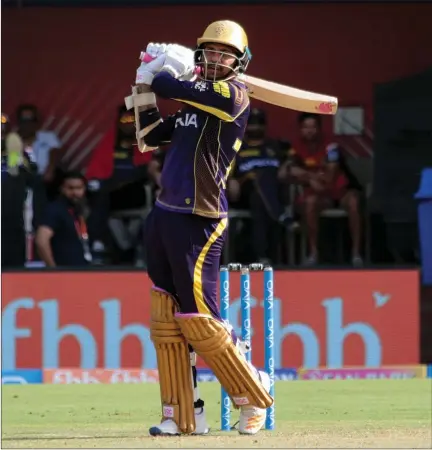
[
  {"xmin": 197, "ymin": 20, "xmax": 249, "ymax": 55},
  {"xmin": 195, "ymin": 20, "xmax": 252, "ymax": 79}
]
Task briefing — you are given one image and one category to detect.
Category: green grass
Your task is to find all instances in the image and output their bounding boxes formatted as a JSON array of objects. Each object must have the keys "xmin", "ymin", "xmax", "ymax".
[{"xmin": 2, "ymin": 380, "xmax": 431, "ymax": 448}]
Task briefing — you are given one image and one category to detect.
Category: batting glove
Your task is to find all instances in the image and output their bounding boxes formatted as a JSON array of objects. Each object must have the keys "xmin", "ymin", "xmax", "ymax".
[
  {"xmin": 135, "ymin": 53, "xmax": 166, "ymax": 85},
  {"xmin": 161, "ymin": 44, "xmax": 196, "ymax": 81},
  {"xmin": 145, "ymin": 42, "xmax": 168, "ymax": 59}
]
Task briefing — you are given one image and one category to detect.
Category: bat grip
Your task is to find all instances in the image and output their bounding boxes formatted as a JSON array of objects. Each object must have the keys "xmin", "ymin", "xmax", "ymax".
[{"xmin": 140, "ymin": 52, "xmax": 154, "ymax": 63}]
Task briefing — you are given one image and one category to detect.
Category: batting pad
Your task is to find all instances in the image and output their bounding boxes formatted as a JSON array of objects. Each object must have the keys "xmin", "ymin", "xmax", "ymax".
[
  {"xmin": 175, "ymin": 313, "xmax": 273, "ymax": 409},
  {"xmin": 150, "ymin": 288, "xmax": 195, "ymax": 434}
]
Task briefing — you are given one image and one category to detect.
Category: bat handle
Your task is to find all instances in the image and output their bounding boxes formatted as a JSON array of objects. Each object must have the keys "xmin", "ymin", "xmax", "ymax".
[{"xmin": 140, "ymin": 52, "xmax": 154, "ymax": 63}]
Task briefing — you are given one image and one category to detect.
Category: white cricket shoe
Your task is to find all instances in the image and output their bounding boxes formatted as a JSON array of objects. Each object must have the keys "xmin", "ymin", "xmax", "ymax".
[
  {"xmin": 149, "ymin": 418, "xmax": 179, "ymax": 436},
  {"xmin": 238, "ymin": 371, "xmax": 271, "ymax": 435},
  {"xmin": 149, "ymin": 407, "xmax": 210, "ymax": 436}
]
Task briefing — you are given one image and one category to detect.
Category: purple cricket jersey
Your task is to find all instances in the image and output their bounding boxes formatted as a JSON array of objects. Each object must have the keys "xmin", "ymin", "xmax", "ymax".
[{"xmin": 141, "ymin": 72, "xmax": 250, "ymax": 218}]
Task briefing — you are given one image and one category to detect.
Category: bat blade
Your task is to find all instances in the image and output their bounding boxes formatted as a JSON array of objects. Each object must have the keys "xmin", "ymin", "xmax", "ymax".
[{"xmin": 240, "ymin": 74, "xmax": 338, "ymax": 115}]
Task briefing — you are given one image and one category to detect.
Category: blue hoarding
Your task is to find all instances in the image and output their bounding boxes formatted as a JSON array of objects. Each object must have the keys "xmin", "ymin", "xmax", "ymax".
[{"xmin": 1, "ymin": 369, "xmax": 43, "ymax": 385}]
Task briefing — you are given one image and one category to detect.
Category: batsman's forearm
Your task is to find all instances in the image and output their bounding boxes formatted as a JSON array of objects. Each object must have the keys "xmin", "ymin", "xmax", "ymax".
[
  {"xmin": 141, "ymin": 122, "xmax": 173, "ymax": 147},
  {"xmin": 139, "ymin": 107, "xmax": 163, "ymax": 146},
  {"xmin": 151, "ymin": 72, "xmax": 180, "ymax": 99},
  {"xmin": 140, "ymin": 107, "xmax": 176, "ymax": 147}
]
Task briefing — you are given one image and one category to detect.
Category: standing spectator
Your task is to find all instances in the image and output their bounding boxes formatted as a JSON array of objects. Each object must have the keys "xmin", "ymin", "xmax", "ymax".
[
  {"xmin": 14, "ymin": 104, "xmax": 57, "ymax": 262},
  {"xmin": 279, "ymin": 113, "xmax": 363, "ymax": 266},
  {"xmin": 86, "ymin": 105, "xmax": 152, "ymax": 264},
  {"xmin": 227, "ymin": 108, "xmax": 289, "ymax": 264},
  {"xmin": 1, "ymin": 113, "xmax": 28, "ymax": 267},
  {"xmin": 1, "ymin": 113, "xmax": 25, "ymax": 176},
  {"xmin": 35, "ymin": 171, "xmax": 90, "ymax": 267},
  {"xmin": 16, "ymin": 103, "xmax": 63, "ymax": 198}
]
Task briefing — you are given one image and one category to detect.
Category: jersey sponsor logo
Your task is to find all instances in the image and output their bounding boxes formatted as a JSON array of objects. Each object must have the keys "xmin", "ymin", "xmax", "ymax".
[
  {"xmin": 213, "ymin": 82, "xmax": 231, "ymax": 98},
  {"xmin": 194, "ymin": 81, "xmax": 208, "ymax": 92},
  {"xmin": 175, "ymin": 113, "xmax": 198, "ymax": 128}
]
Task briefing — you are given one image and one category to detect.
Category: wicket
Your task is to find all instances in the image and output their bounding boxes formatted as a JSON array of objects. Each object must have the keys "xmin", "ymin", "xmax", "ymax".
[{"xmin": 219, "ymin": 263, "xmax": 275, "ymax": 431}]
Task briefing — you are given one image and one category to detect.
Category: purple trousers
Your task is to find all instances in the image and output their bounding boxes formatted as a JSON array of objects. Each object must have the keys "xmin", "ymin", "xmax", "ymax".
[{"xmin": 145, "ymin": 206, "xmax": 227, "ymax": 320}]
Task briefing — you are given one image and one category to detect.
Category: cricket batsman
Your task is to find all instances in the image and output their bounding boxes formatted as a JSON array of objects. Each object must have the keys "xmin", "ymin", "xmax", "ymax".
[{"xmin": 125, "ymin": 20, "xmax": 273, "ymax": 436}]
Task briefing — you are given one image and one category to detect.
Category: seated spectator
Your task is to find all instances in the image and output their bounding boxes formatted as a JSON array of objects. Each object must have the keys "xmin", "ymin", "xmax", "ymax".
[
  {"xmin": 279, "ymin": 113, "xmax": 363, "ymax": 266},
  {"xmin": 35, "ymin": 171, "xmax": 90, "ymax": 267},
  {"xmin": 227, "ymin": 108, "xmax": 290, "ymax": 264},
  {"xmin": 85, "ymin": 105, "xmax": 152, "ymax": 264},
  {"xmin": 16, "ymin": 103, "xmax": 63, "ymax": 200}
]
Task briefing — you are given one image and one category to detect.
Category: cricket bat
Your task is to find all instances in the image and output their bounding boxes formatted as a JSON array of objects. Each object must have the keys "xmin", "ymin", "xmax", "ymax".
[
  {"xmin": 126, "ymin": 52, "xmax": 339, "ymax": 152},
  {"xmin": 135, "ymin": 51, "xmax": 338, "ymax": 115},
  {"xmin": 239, "ymin": 74, "xmax": 338, "ymax": 115}
]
